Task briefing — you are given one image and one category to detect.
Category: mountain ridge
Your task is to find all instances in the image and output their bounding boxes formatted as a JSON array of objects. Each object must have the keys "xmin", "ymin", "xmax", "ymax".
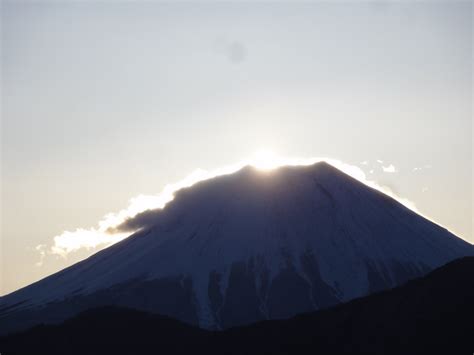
[{"xmin": 1, "ymin": 256, "xmax": 473, "ymax": 354}]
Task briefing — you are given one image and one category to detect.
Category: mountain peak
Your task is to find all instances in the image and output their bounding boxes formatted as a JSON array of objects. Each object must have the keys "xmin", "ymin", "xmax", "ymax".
[
  {"xmin": 215, "ymin": 160, "xmax": 348, "ymax": 185},
  {"xmin": 1, "ymin": 160, "xmax": 472, "ymax": 334}
]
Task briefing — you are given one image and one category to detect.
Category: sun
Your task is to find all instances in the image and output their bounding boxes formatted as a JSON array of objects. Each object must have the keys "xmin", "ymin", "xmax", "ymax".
[{"xmin": 250, "ymin": 150, "xmax": 282, "ymax": 171}]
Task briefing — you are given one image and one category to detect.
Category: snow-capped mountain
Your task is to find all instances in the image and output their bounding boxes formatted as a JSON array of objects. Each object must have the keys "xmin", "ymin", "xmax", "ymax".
[{"xmin": 1, "ymin": 162, "xmax": 472, "ymax": 334}]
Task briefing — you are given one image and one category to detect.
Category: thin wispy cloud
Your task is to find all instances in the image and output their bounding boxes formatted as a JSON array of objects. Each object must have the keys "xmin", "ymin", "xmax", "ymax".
[
  {"xmin": 413, "ymin": 165, "xmax": 432, "ymax": 172},
  {"xmin": 382, "ymin": 164, "xmax": 397, "ymax": 173},
  {"xmin": 34, "ymin": 244, "xmax": 47, "ymax": 267}
]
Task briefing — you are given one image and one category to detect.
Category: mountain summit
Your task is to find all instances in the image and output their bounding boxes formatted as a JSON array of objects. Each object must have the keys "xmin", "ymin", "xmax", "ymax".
[{"xmin": 1, "ymin": 162, "xmax": 472, "ymax": 333}]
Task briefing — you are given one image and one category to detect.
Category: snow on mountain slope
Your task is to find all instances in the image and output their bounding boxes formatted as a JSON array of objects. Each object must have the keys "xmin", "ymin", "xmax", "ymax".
[{"xmin": 1, "ymin": 162, "xmax": 472, "ymax": 333}]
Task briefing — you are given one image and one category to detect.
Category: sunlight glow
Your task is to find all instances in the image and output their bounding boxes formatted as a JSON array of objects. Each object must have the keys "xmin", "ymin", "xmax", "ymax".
[
  {"xmin": 40, "ymin": 152, "xmax": 436, "ymax": 260},
  {"xmin": 251, "ymin": 150, "xmax": 282, "ymax": 171}
]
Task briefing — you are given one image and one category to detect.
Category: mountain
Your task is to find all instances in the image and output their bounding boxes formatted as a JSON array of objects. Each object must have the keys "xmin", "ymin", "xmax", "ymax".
[
  {"xmin": 1, "ymin": 162, "xmax": 472, "ymax": 334},
  {"xmin": 1, "ymin": 256, "xmax": 473, "ymax": 355}
]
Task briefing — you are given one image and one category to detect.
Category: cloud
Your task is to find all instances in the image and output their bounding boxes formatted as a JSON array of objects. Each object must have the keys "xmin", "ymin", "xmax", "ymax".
[
  {"xmin": 44, "ymin": 164, "xmax": 246, "ymax": 257},
  {"xmin": 413, "ymin": 164, "xmax": 432, "ymax": 172},
  {"xmin": 382, "ymin": 164, "xmax": 397, "ymax": 173},
  {"xmin": 49, "ymin": 229, "xmax": 129, "ymax": 258},
  {"xmin": 38, "ymin": 154, "xmax": 421, "ymax": 259},
  {"xmin": 35, "ymin": 244, "xmax": 47, "ymax": 267}
]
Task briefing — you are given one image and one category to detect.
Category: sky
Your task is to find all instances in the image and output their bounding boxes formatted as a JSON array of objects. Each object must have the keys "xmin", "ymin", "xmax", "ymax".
[{"xmin": 1, "ymin": 0, "xmax": 472, "ymax": 295}]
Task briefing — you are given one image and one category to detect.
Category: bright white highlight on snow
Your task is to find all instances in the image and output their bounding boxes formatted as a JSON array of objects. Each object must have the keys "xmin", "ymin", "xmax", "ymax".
[{"xmin": 40, "ymin": 153, "xmax": 425, "ymax": 259}]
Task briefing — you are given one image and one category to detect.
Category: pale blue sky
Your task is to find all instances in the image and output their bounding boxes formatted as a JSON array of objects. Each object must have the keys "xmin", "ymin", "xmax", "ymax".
[{"xmin": 1, "ymin": 1, "xmax": 472, "ymax": 294}]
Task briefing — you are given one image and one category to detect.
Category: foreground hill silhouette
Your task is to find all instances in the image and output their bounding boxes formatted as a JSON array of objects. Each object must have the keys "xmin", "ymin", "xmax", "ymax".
[
  {"xmin": 1, "ymin": 257, "xmax": 473, "ymax": 355},
  {"xmin": 1, "ymin": 162, "xmax": 472, "ymax": 334}
]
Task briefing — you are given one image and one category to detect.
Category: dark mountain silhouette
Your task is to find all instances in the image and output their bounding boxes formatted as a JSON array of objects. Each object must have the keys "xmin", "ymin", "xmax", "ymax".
[
  {"xmin": 1, "ymin": 162, "xmax": 472, "ymax": 334},
  {"xmin": 1, "ymin": 257, "xmax": 473, "ymax": 355}
]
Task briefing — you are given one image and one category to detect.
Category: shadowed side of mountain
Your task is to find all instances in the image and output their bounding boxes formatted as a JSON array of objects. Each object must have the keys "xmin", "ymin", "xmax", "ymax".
[
  {"xmin": 229, "ymin": 255, "xmax": 474, "ymax": 355},
  {"xmin": 1, "ymin": 257, "xmax": 473, "ymax": 355}
]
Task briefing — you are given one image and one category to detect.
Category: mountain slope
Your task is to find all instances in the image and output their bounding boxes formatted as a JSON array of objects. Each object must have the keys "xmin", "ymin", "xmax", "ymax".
[
  {"xmin": 1, "ymin": 257, "xmax": 473, "ymax": 355},
  {"xmin": 1, "ymin": 162, "xmax": 472, "ymax": 334}
]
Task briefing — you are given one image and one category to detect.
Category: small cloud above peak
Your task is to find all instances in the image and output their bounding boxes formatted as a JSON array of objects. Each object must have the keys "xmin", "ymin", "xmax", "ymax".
[
  {"xmin": 413, "ymin": 164, "xmax": 432, "ymax": 172},
  {"xmin": 382, "ymin": 164, "xmax": 397, "ymax": 173}
]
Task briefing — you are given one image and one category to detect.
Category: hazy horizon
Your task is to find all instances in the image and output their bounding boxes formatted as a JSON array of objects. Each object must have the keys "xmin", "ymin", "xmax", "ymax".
[{"xmin": 1, "ymin": 0, "xmax": 472, "ymax": 295}]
